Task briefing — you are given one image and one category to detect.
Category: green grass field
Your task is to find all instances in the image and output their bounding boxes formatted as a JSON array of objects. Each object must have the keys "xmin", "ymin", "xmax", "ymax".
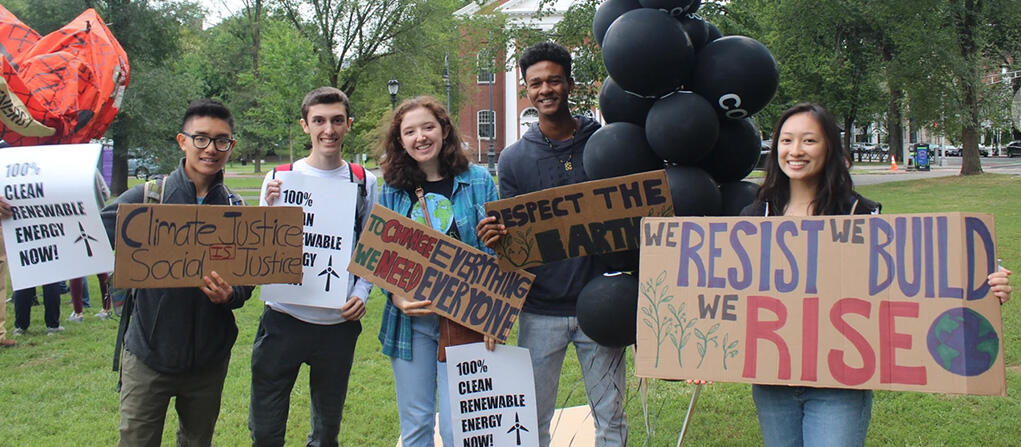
[{"xmin": 2, "ymin": 173, "xmax": 1020, "ymax": 446}]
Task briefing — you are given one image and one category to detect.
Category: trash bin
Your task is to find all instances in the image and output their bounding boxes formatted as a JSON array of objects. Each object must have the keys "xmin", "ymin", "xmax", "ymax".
[{"xmin": 915, "ymin": 144, "xmax": 930, "ymax": 171}]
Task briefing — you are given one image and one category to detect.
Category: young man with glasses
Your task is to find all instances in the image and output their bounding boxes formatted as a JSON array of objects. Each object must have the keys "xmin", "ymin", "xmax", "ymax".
[{"xmin": 100, "ymin": 98, "xmax": 253, "ymax": 447}]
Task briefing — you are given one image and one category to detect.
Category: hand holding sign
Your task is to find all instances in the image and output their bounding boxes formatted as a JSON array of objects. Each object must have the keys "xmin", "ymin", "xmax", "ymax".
[
  {"xmin": 200, "ymin": 270, "xmax": 234, "ymax": 304},
  {"xmin": 475, "ymin": 215, "xmax": 506, "ymax": 250},
  {"xmin": 988, "ymin": 267, "xmax": 1012, "ymax": 304}
]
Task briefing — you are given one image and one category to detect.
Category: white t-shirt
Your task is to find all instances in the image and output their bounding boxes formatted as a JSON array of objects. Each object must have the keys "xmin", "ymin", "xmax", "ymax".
[{"xmin": 258, "ymin": 158, "xmax": 377, "ymax": 325}]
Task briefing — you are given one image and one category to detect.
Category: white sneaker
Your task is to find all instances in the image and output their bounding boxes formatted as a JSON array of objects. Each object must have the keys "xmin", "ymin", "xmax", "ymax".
[
  {"xmin": 68, "ymin": 313, "xmax": 84, "ymax": 323},
  {"xmin": 95, "ymin": 310, "xmax": 111, "ymax": 320},
  {"xmin": 46, "ymin": 326, "xmax": 65, "ymax": 335}
]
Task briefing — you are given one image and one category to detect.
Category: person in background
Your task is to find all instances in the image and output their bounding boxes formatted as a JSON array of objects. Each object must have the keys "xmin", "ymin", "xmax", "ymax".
[{"xmin": 69, "ymin": 171, "xmax": 112, "ymax": 322}]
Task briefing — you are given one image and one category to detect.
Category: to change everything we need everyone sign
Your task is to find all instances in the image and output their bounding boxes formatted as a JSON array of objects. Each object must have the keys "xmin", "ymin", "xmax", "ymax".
[
  {"xmin": 0, "ymin": 144, "xmax": 114, "ymax": 290},
  {"xmin": 636, "ymin": 213, "xmax": 1006, "ymax": 396},
  {"xmin": 346, "ymin": 206, "xmax": 534, "ymax": 341},
  {"xmin": 113, "ymin": 204, "xmax": 304, "ymax": 288},
  {"xmin": 446, "ymin": 344, "xmax": 539, "ymax": 447},
  {"xmin": 259, "ymin": 172, "xmax": 357, "ymax": 308},
  {"xmin": 484, "ymin": 170, "xmax": 674, "ymax": 270}
]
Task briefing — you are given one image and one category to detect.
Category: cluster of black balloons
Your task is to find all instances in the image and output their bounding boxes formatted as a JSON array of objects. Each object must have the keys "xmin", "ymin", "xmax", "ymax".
[{"xmin": 577, "ymin": 0, "xmax": 779, "ymax": 348}]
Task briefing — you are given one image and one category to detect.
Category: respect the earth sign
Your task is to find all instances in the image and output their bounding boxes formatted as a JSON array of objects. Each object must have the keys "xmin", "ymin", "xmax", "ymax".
[{"xmin": 636, "ymin": 213, "xmax": 1006, "ymax": 396}]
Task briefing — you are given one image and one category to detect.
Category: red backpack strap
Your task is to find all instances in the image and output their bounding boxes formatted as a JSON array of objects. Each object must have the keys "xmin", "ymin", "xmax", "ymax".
[
  {"xmin": 348, "ymin": 162, "xmax": 365, "ymax": 180},
  {"xmin": 271, "ymin": 163, "xmax": 293, "ymax": 179}
]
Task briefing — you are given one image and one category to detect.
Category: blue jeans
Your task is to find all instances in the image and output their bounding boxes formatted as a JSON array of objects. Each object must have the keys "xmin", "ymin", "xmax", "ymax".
[
  {"xmin": 753, "ymin": 385, "xmax": 872, "ymax": 447},
  {"xmin": 391, "ymin": 314, "xmax": 452, "ymax": 447},
  {"xmin": 518, "ymin": 312, "xmax": 628, "ymax": 447}
]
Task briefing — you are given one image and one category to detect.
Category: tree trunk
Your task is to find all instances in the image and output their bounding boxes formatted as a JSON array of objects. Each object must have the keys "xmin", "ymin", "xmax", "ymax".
[
  {"xmin": 111, "ymin": 120, "xmax": 129, "ymax": 195},
  {"xmin": 843, "ymin": 116, "xmax": 854, "ymax": 156},
  {"xmin": 887, "ymin": 88, "xmax": 904, "ymax": 163},
  {"xmin": 954, "ymin": 0, "xmax": 983, "ymax": 175}
]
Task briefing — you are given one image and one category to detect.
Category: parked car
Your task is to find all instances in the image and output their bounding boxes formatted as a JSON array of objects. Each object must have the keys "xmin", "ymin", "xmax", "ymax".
[
  {"xmin": 978, "ymin": 145, "xmax": 991, "ymax": 157},
  {"xmin": 942, "ymin": 145, "xmax": 960, "ymax": 156},
  {"xmin": 1007, "ymin": 140, "xmax": 1021, "ymax": 157},
  {"xmin": 127, "ymin": 152, "xmax": 160, "ymax": 179}
]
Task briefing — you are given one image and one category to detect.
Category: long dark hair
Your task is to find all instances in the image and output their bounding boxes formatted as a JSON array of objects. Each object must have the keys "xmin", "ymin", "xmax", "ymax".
[
  {"xmin": 378, "ymin": 96, "xmax": 469, "ymax": 191},
  {"xmin": 758, "ymin": 103, "xmax": 853, "ymax": 215}
]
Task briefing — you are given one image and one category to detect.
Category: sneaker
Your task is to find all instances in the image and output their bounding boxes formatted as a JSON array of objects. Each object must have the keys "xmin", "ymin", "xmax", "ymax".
[
  {"xmin": 68, "ymin": 312, "xmax": 84, "ymax": 323},
  {"xmin": 46, "ymin": 326, "xmax": 65, "ymax": 335},
  {"xmin": 0, "ymin": 338, "xmax": 15, "ymax": 347},
  {"xmin": 95, "ymin": 310, "xmax": 111, "ymax": 320},
  {"xmin": 13, "ymin": 327, "xmax": 25, "ymax": 336}
]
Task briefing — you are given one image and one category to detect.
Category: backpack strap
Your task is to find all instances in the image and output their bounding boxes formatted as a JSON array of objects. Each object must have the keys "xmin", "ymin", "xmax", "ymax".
[
  {"xmin": 348, "ymin": 162, "xmax": 367, "ymax": 198},
  {"xmin": 142, "ymin": 177, "xmax": 164, "ymax": 204}
]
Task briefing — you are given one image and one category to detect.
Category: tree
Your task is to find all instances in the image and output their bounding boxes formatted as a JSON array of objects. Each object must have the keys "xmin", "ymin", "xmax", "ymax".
[{"xmin": 237, "ymin": 19, "xmax": 323, "ymax": 172}]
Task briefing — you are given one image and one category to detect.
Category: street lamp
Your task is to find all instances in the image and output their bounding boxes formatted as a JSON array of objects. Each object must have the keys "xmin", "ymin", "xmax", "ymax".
[
  {"xmin": 443, "ymin": 54, "xmax": 451, "ymax": 112},
  {"xmin": 387, "ymin": 79, "xmax": 400, "ymax": 110}
]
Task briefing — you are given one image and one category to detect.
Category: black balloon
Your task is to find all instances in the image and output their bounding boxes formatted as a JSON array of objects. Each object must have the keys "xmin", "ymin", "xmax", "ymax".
[
  {"xmin": 679, "ymin": 14, "xmax": 709, "ymax": 51},
  {"xmin": 597, "ymin": 249, "xmax": 640, "ymax": 273},
  {"xmin": 602, "ymin": 9, "xmax": 694, "ymax": 97},
  {"xmin": 700, "ymin": 118, "xmax": 762, "ymax": 182},
  {"xmin": 577, "ymin": 273, "xmax": 639, "ymax": 348},
  {"xmin": 666, "ymin": 165, "xmax": 721, "ymax": 216},
  {"xmin": 645, "ymin": 91, "xmax": 719, "ymax": 164},
  {"xmin": 583, "ymin": 122, "xmax": 663, "ymax": 180},
  {"xmin": 719, "ymin": 180, "xmax": 760, "ymax": 216},
  {"xmin": 593, "ymin": 0, "xmax": 641, "ymax": 47},
  {"xmin": 599, "ymin": 77, "xmax": 656, "ymax": 125},
  {"xmin": 691, "ymin": 36, "xmax": 778, "ymax": 119},
  {"xmin": 638, "ymin": 0, "xmax": 701, "ymax": 16},
  {"xmin": 705, "ymin": 21, "xmax": 723, "ymax": 43}
]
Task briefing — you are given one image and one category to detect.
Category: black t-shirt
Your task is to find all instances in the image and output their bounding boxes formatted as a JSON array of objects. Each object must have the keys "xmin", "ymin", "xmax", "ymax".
[{"xmin": 406, "ymin": 176, "xmax": 461, "ymax": 240}]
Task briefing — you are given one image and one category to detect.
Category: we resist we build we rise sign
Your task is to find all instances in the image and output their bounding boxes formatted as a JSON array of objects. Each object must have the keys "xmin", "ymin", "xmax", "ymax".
[{"xmin": 636, "ymin": 213, "xmax": 1006, "ymax": 396}]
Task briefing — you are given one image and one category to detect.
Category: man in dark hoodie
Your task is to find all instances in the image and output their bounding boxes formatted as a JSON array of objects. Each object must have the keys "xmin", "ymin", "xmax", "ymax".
[
  {"xmin": 476, "ymin": 42, "xmax": 628, "ymax": 446},
  {"xmin": 101, "ymin": 99, "xmax": 253, "ymax": 447}
]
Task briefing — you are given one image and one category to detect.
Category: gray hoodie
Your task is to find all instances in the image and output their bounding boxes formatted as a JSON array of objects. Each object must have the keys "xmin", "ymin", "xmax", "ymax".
[{"xmin": 496, "ymin": 115, "xmax": 602, "ymax": 316}]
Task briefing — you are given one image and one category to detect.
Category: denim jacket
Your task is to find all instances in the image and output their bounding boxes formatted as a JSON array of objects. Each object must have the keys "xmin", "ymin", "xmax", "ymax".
[{"xmin": 377, "ymin": 164, "xmax": 499, "ymax": 360}]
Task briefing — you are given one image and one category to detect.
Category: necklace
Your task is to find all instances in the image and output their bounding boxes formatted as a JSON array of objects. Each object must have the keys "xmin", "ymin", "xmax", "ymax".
[{"xmin": 539, "ymin": 120, "xmax": 578, "ymax": 172}]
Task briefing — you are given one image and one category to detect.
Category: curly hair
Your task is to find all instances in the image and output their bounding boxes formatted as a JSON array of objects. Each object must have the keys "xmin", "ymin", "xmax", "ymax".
[
  {"xmin": 758, "ymin": 102, "xmax": 854, "ymax": 215},
  {"xmin": 519, "ymin": 41, "xmax": 572, "ymax": 80},
  {"xmin": 377, "ymin": 96, "xmax": 469, "ymax": 191}
]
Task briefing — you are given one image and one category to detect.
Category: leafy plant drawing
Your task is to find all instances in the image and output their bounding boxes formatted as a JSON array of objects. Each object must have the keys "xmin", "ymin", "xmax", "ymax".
[
  {"xmin": 666, "ymin": 302, "xmax": 696, "ymax": 368},
  {"xmin": 721, "ymin": 333, "xmax": 741, "ymax": 370},
  {"xmin": 695, "ymin": 323, "xmax": 720, "ymax": 368},
  {"xmin": 640, "ymin": 270, "xmax": 673, "ymax": 367},
  {"xmin": 651, "ymin": 205, "xmax": 674, "ymax": 217},
  {"xmin": 500, "ymin": 228, "xmax": 540, "ymax": 268}
]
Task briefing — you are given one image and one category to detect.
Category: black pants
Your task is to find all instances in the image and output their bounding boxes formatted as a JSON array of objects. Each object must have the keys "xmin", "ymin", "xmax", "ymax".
[
  {"xmin": 249, "ymin": 307, "xmax": 361, "ymax": 447},
  {"xmin": 13, "ymin": 282, "xmax": 62, "ymax": 330}
]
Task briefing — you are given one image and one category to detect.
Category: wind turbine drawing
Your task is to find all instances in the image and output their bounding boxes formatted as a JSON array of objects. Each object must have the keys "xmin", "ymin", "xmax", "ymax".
[
  {"xmin": 318, "ymin": 255, "xmax": 340, "ymax": 292},
  {"xmin": 506, "ymin": 412, "xmax": 529, "ymax": 445},
  {"xmin": 73, "ymin": 221, "xmax": 99, "ymax": 256}
]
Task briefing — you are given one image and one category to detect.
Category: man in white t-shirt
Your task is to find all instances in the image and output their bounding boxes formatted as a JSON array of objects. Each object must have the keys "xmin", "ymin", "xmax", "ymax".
[{"xmin": 249, "ymin": 86, "xmax": 377, "ymax": 447}]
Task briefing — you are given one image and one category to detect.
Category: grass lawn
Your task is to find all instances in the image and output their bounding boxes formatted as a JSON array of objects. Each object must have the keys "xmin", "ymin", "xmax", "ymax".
[{"xmin": 2, "ymin": 173, "xmax": 1020, "ymax": 446}]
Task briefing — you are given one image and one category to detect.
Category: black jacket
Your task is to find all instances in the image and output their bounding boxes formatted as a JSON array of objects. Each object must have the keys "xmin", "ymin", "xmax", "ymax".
[
  {"xmin": 102, "ymin": 159, "xmax": 253, "ymax": 374},
  {"xmin": 740, "ymin": 192, "xmax": 881, "ymax": 217}
]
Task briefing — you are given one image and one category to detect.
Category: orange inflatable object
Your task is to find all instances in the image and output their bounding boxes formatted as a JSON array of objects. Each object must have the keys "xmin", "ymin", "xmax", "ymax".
[{"xmin": 0, "ymin": 6, "xmax": 129, "ymax": 146}]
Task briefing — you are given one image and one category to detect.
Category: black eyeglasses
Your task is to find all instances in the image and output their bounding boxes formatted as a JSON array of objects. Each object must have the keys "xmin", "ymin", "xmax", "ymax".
[{"xmin": 181, "ymin": 131, "xmax": 235, "ymax": 152}]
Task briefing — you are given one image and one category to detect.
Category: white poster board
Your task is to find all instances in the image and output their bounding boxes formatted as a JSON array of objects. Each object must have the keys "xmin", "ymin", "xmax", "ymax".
[
  {"xmin": 446, "ymin": 343, "xmax": 539, "ymax": 447},
  {"xmin": 0, "ymin": 144, "xmax": 114, "ymax": 290},
  {"xmin": 259, "ymin": 171, "xmax": 357, "ymax": 307}
]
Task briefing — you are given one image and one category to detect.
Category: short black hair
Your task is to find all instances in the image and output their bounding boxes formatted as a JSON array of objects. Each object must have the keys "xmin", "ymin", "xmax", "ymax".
[
  {"xmin": 301, "ymin": 86, "xmax": 352, "ymax": 121},
  {"xmin": 181, "ymin": 99, "xmax": 234, "ymax": 133},
  {"xmin": 519, "ymin": 41, "xmax": 572, "ymax": 81}
]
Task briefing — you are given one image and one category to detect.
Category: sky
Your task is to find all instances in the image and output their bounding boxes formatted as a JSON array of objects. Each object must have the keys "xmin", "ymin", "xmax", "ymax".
[{"xmin": 198, "ymin": 0, "xmax": 246, "ymax": 27}]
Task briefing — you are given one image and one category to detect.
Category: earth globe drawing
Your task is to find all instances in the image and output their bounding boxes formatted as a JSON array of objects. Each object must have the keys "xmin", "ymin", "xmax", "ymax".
[
  {"xmin": 411, "ymin": 194, "xmax": 454, "ymax": 233},
  {"xmin": 926, "ymin": 307, "xmax": 999, "ymax": 376}
]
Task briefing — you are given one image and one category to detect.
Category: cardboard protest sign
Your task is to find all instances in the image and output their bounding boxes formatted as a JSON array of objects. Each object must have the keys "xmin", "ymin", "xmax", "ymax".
[
  {"xmin": 446, "ymin": 344, "xmax": 539, "ymax": 447},
  {"xmin": 347, "ymin": 206, "xmax": 533, "ymax": 341},
  {"xmin": 636, "ymin": 213, "xmax": 1006, "ymax": 396},
  {"xmin": 113, "ymin": 204, "xmax": 303, "ymax": 288},
  {"xmin": 259, "ymin": 172, "xmax": 357, "ymax": 308},
  {"xmin": 484, "ymin": 170, "xmax": 673, "ymax": 270},
  {"xmin": 0, "ymin": 144, "xmax": 114, "ymax": 289}
]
